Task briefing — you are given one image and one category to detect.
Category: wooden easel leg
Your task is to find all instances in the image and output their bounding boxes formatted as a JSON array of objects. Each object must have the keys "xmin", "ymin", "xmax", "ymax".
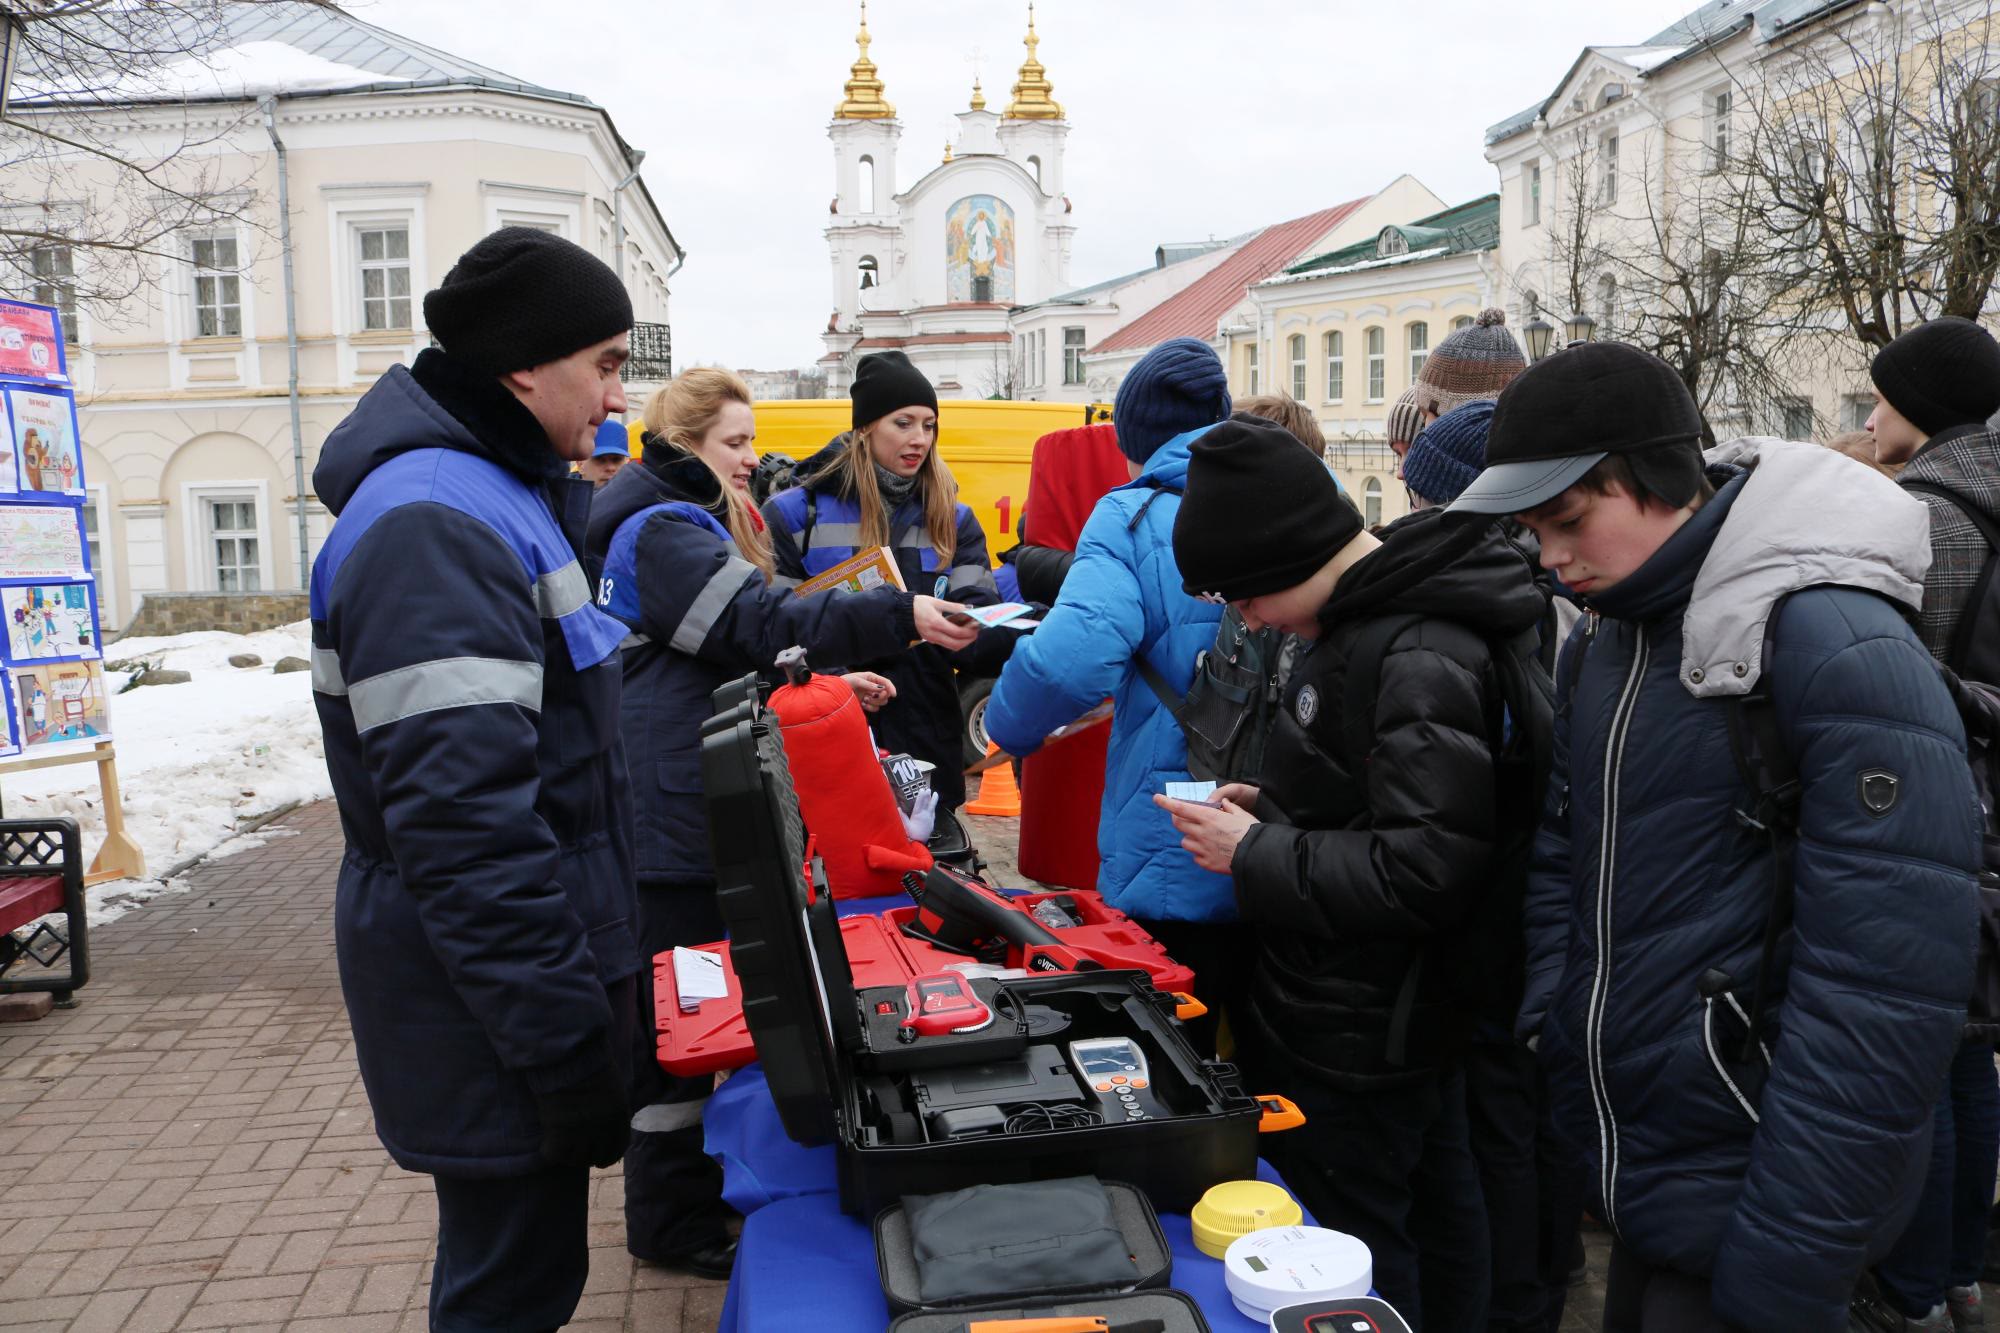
[{"xmin": 85, "ymin": 743, "xmax": 144, "ymax": 884}]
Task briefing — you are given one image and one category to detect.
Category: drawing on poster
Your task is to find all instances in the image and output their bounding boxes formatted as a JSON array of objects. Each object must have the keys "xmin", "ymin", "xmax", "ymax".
[
  {"xmin": 0, "ymin": 505, "xmax": 86, "ymax": 580},
  {"xmin": 0, "ymin": 677, "xmax": 18, "ymax": 757},
  {"xmin": 3, "ymin": 584, "xmax": 96, "ymax": 661},
  {"xmin": 14, "ymin": 660, "xmax": 109, "ymax": 748},
  {"xmin": 4, "ymin": 387, "xmax": 80, "ymax": 493}
]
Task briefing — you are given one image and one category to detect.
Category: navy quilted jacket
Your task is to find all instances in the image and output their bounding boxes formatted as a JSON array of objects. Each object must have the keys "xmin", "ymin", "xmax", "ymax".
[
  {"xmin": 1520, "ymin": 445, "xmax": 1981, "ymax": 1332},
  {"xmin": 585, "ymin": 450, "xmax": 915, "ymax": 884},
  {"xmin": 310, "ymin": 351, "xmax": 638, "ymax": 1176}
]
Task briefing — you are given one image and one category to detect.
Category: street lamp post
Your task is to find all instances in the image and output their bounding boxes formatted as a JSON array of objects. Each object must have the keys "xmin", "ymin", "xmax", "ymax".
[
  {"xmin": 1565, "ymin": 311, "xmax": 1597, "ymax": 345},
  {"xmin": 1523, "ymin": 315, "xmax": 1556, "ymax": 361}
]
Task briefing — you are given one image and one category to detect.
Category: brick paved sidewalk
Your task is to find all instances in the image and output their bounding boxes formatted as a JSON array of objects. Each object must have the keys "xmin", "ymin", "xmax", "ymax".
[{"xmin": 0, "ymin": 800, "xmax": 724, "ymax": 1332}]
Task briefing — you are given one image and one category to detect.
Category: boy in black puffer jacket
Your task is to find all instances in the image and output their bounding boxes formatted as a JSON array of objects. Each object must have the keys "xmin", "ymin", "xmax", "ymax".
[{"xmin": 1159, "ymin": 416, "xmax": 1550, "ymax": 1332}]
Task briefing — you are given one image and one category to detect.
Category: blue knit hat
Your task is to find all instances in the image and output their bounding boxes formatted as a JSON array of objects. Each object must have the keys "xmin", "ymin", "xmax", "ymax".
[
  {"xmin": 1113, "ymin": 338, "xmax": 1232, "ymax": 465},
  {"xmin": 591, "ymin": 420, "xmax": 630, "ymax": 458},
  {"xmin": 1403, "ymin": 400, "xmax": 1494, "ymax": 506}
]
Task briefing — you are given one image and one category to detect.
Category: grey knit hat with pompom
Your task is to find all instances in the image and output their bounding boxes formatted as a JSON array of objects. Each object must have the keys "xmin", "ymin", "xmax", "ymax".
[{"xmin": 1413, "ymin": 308, "xmax": 1527, "ymax": 417}]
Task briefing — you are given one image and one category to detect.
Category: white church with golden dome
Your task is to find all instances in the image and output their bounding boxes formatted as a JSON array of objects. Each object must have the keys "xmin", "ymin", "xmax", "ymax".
[{"xmin": 819, "ymin": 4, "xmax": 1075, "ymax": 398}]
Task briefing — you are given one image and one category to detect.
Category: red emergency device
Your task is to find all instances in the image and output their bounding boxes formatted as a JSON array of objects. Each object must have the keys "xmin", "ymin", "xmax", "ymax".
[
  {"xmin": 895, "ymin": 972, "xmax": 994, "ymax": 1042},
  {"xmin": 766, "ymin": 648, "xmax": 932, "ymax": 899}
]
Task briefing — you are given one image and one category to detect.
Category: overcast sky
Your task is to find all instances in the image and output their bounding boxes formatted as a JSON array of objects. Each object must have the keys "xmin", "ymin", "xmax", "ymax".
[{"xmin": 354, "ymin": 1, "xmax": 1698, "ymax": 371}]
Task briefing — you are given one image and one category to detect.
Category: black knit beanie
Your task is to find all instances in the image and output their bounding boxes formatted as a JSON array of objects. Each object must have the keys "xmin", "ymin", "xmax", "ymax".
[
  {"xmin": 1173, "ymin": 417, "xmax": 1363, "ymax": 602},
  {"xmin": 850, "ymin": 351, "xmax": 939, "ymax": 430},
  {"xmin": 423, "ymin": 228, "xmax": 633, "ymax": 375},
  {"xmin": 1870, "ymin": 317, "xmax": 2000, "ymax": 437}
]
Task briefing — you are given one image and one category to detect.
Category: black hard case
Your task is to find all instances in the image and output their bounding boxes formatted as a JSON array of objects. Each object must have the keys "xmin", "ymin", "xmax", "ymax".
[{"xmin": 700, "ymin": 678, "xmax": 1267, "ymax": 1217}]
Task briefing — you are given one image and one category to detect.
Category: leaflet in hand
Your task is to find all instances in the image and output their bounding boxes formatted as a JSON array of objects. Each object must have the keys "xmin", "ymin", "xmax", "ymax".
[
  {"xmin": 959, "ymin": 602, "xmax": 1039, "ymax": 630},
  {"xmin": 1164, "ymin": 780, "xmax": 1219, "ymax": 805}
]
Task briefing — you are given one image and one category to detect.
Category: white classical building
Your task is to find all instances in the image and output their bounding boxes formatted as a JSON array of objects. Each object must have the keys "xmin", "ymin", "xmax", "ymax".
[
  {"xmin": 5, "ymin": 1, "xmax": 678, "ymax": 626},
  {"xmin": 819, "ymin": 6, "xmax": 1078, "ymax": 398}
]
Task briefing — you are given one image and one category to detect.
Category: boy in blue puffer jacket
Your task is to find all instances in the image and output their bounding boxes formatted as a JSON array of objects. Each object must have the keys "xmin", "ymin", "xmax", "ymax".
[
  {"xmin": 983, "ymin": 337, "xmax": 1239, "ymax": 1042},
  {"xmin": 1451, "ymin": 342, "xmax": 1982, "ymax": 1333}
]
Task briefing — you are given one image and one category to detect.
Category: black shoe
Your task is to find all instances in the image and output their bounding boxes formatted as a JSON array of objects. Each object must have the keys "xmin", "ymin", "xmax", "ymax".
[{"xmin": 640, "ymin": 1235, "xmax": 737, "ymax": 1282}]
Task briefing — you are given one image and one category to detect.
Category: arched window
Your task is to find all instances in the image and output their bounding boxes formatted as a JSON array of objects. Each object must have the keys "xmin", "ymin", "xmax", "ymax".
[
  {"xmin": 1324, "ymin": 331, "xmax": 1343, "ymax": 402},
  {"xmin": 857, "ymin": 255, "xmax": 879, "ymax": 293},
  {"xmin": 1452, "ymin": 315, "xmax": 1475, "ymax": 331},
  {"xmin": 857, "ymin": 156, "xmax": 876, "ymax": 213},
  {"xmin": 1364, "ymin": 327, "xmax": 1385, "ymax": 402},
  {"xmin": 1289, "ymin": 334, "xmax": 1307, "ymax": 400},
  {"xmin": 1027, "ymin": 154, "xmax": 1042, "ymax": 188},
  {"xmin": 1363, "ymin": 476, "xmax": 1383, "ymax": 528},
  {"xmin": 1407, "ymin": 322, "xmax": 1429, "ymax": 383}
]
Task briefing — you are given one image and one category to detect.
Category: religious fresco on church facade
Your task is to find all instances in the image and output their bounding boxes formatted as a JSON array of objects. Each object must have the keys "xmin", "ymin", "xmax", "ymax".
[{"xmin": 945, "ymin": 195, "xmax": 1016, "ymax": 303}]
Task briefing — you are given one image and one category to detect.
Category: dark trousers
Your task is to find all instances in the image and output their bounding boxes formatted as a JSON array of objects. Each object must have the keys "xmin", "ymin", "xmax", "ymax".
[
  {"xmin": 431, "ymin": 1166, "xmax": 589, "ymax": 1332},
  {"xmin": 1134, "ymin": 917, "xmax": 1253, "ymax": 1057},
  {"xmin": 1602, "ymin": 1244, "xmax": 1738, "ymax": 1333},
  {"xmin": 1876, "ymin": 1039, "xmax": 2000, "ymax": 1314},
  {"xmin": 626, "ymin": 878, "xmax": 733, "ymax": 1261},
  {"xmin": 1464, "ymin": 1037, "xmax": 1587, "ymax": 1333},
  {"xmin": 1247, "ymin": 1053, "xmax": 1490, "ymax": 1333}
]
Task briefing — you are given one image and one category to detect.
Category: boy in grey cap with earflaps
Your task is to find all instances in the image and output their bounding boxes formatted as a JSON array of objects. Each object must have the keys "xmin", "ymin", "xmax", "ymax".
[{"xmin": 1453, "ymin": 341, "xmax": 1979, "ymax": 1333}]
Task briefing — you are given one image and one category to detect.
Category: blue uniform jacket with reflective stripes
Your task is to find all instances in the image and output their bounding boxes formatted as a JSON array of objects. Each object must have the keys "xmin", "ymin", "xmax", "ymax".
[
  {"xmin": 585, "ymin": 451, "xmax": 916, "ymax": 884},
  {"xmin": 762, "ymin": 439, "xmax": 1007, "ymax": 808},
  {"xmin": 1518, "ymin": 470, "xmax": 1979, "ymax": 1332},
  {"xmin": 309, "ymin": 352, "xmax": 639, "ymax": 1178}
]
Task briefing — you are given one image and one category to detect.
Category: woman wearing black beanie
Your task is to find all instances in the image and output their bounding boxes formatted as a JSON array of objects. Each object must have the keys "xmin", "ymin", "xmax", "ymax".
[{"xmin": 763, "ymin": 352, "xmax": 1013, "ymax": 807}]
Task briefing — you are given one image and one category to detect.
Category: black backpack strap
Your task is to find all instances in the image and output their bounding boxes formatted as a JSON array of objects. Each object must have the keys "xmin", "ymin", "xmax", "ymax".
[
  {"xmin": 1903, "ymin": 480, "xmax": 2000, "ymax": 676},
  {"xmin": 1135, "ymin": 655, "xmax": 1184, "ymax": 721},
  {"xmin": 801, "ymin": 489, "xmax": 819, "ymax": 556},
  {"xmin": 1125, "ymin": 480, "xmax": 1183, "ymax": 533},
  {"xmin": 1727, "ymin": 616, "xmax": 1802, "ymax": 1063}
]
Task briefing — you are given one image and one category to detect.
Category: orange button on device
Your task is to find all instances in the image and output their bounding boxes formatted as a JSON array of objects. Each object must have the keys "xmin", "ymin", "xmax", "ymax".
[
  {"xmin": 1111, "ymin": 1076, "xmax": 1127, "ymax": 1085},
  {"xmin": 1130, "ymin": 1079, "xmax": 1148, "ymax": 1089},
  {"xmin": 1095, "ymin": 1081, "xmax": 1114, "ymax": 1092}
]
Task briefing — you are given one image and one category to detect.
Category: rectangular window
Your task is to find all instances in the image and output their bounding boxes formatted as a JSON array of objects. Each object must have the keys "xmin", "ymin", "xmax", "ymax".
[
  {"xmin": 1408, "ymin": 322, "xmax": 1429, "ymax": 384},
  {"xmin": 1783, "ymin": 398, "xmax": 1814, "ymax": 440},
  {"xmin": 1324, "ymin": 331, "xmax": 1343, "ymax": 402},
  {"xmin": 31, "ymin": 245, "xmax": 79, "ymax": 343},
  {"xmin": 357, "ymin": 225, "xmax": 412, "ymax": 331},
  {"xmin": 1600, "ymin": 131, "xmax": 1620, "ymax": 203},
  {"xmin": 1845, "ymin": 394, "xmax": 1874, "ymax": 433},
  {"xmin": 1063, "ymin": 327, "xmax": 1085, "ymax": 385},
  {"xmin": 1709, "ymin": 90, "xmax": 1732, "ymax": 171},
  {"xmin": 1365, "ymin": 327, "xmax": 1385, "ymax": 402},
  {"xmin": 1246, "ymin": 344, "xmax": 1260, "ymax": 395},
  {"xmin": 205, "ymin": 496, "xmax": 261, "ymax": 592},
  {"xmin": 1289, "ymin": 334, "xmax": 1307, "ymax": 401},
  {"xmin": 82, "ymin": 486, "xmax": 113, "ymax": 626},
  {"xmin": 1525, "ymin": 162, "xmax": 1542, "ymax": 225},
  {"xmin": 191, "ymin": 234, "xmax": 242, "ymax": 339}
]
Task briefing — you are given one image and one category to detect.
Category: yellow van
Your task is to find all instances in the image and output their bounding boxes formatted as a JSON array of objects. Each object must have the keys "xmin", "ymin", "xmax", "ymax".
[{"xmin": 632, "ymin": 399, "xmax": 1111, "ymax": 565}]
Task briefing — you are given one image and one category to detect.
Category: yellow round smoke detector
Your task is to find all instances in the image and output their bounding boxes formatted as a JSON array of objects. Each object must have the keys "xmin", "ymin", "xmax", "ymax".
[{"xmin": 1190, "ymin": 1179, "xmax": 1303, "ymax": 1259}]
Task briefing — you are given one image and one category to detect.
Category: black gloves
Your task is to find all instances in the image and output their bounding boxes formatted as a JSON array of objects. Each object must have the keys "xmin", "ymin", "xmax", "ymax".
[{"xmin": 532, "ymin": 1061, "xmax": 630, "ymax": 1168}]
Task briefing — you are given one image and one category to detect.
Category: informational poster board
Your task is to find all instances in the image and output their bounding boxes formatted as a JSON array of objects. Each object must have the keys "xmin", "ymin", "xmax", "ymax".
[{"xmin": 0, "ymin": 298, "xmax": 133, "ymax": 878}]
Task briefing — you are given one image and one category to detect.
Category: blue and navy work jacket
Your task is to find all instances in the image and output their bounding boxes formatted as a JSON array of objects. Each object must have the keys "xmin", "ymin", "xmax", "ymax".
[
  {"xmin": 762, "ymin": 440, "xmax": 1007, "ymax": 807},
  {"xmin": 586, "ymin": 451, "xmax": 914, "ymax": 885},
  {"xmin": 309, "ymin": 357, "xmax": 638, "ymax": 1178}
]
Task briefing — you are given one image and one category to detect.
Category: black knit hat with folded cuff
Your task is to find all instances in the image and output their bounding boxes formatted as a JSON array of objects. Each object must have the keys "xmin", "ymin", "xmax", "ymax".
[
  {"xmin": 1870, "ymin": 317, "xmax": 2000, "ymax": 437},
  {"xmin": 1173, "ymin": 416, "xmax": 1364, "ymax": 603},
  {"xmin": 1449, "ymin": 340, "xmax": 1705, "ymax": 516},
  {"xmin": 424, "ymin": 227, "xmax": 633, "ymax": 375}
]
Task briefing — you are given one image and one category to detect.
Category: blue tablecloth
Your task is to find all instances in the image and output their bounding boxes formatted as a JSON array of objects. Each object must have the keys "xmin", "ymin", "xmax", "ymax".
[{"xmin": 707, "ymin": 1064, "xmax": 1307, "ymax": 1333}]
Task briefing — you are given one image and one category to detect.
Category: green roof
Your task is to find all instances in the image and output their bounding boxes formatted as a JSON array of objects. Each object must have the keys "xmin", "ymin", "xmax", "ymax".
[{"xmin": 1284, "ymin": 195, "xmax": 1500, "ymax": 278}]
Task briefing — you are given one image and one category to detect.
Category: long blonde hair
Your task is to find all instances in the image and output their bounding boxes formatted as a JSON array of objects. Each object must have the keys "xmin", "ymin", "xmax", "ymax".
[
  {"xmin": 825, "ymin": 417, "xmax": 959, "ymax": 567},
  {"xmin": 643, "ymin": 369, "xmax": 774, "ymax": 576}
]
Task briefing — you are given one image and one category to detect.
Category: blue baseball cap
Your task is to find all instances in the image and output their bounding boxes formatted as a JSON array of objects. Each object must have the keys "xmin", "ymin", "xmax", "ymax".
[{"xmin": 592, "ymin": 420, "xmax": 630, "ymax": 459}]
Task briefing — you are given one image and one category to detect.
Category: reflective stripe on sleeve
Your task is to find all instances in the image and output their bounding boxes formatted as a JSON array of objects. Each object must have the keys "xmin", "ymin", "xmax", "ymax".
[
  {"xmin": 535, "ymin": 561, "xmax": 593, "ymax": 620},
  {"xmin": 311, "ymin": 648, "xmax": 347, "ymax": 696},
  {"xmin": 669, "ymin": 557, "xmax": 759, "ymax": 655},
  {"xmin": 348, "ymin": 657, "xmax": 544, "ymax": 733},
  {"xmin": 949, "ymin": 563, "xmax": 999, "ymax": 591}
]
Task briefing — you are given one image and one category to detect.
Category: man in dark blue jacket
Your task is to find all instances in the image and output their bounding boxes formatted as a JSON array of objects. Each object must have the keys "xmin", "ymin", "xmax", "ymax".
[
  {"xmin": 310, "ymin": 228, "xmax": 640, "ymax": 1332},
  {"xmin": 1451, "ymin": 343, "xmax": 1981, "ymax": 1333}
]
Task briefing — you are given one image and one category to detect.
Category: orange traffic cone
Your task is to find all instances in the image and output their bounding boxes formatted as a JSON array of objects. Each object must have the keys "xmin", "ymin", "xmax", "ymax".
[{"xmin": 965, "ymin": 742, "xmax": 1022, "ymax": 817}]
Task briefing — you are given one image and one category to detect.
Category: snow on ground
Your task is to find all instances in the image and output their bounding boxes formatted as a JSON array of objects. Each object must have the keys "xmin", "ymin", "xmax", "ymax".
[{"xmin": 2, "ymin": 622, "xmax": 329, "ymax": 924}]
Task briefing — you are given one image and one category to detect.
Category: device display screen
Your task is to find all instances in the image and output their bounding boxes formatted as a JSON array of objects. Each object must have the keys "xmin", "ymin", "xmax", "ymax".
[
  {"xmin": 1307, "ymin": 1317, "xmax": 1380, "ymax": 1333},
  {"xmin": 1072, "ymin": 1040, "xmax": 1142, "ymax": 1077},
  {"xmin": 917, "ymin": 977, "xmax": 970, "ymax": 1010}
]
